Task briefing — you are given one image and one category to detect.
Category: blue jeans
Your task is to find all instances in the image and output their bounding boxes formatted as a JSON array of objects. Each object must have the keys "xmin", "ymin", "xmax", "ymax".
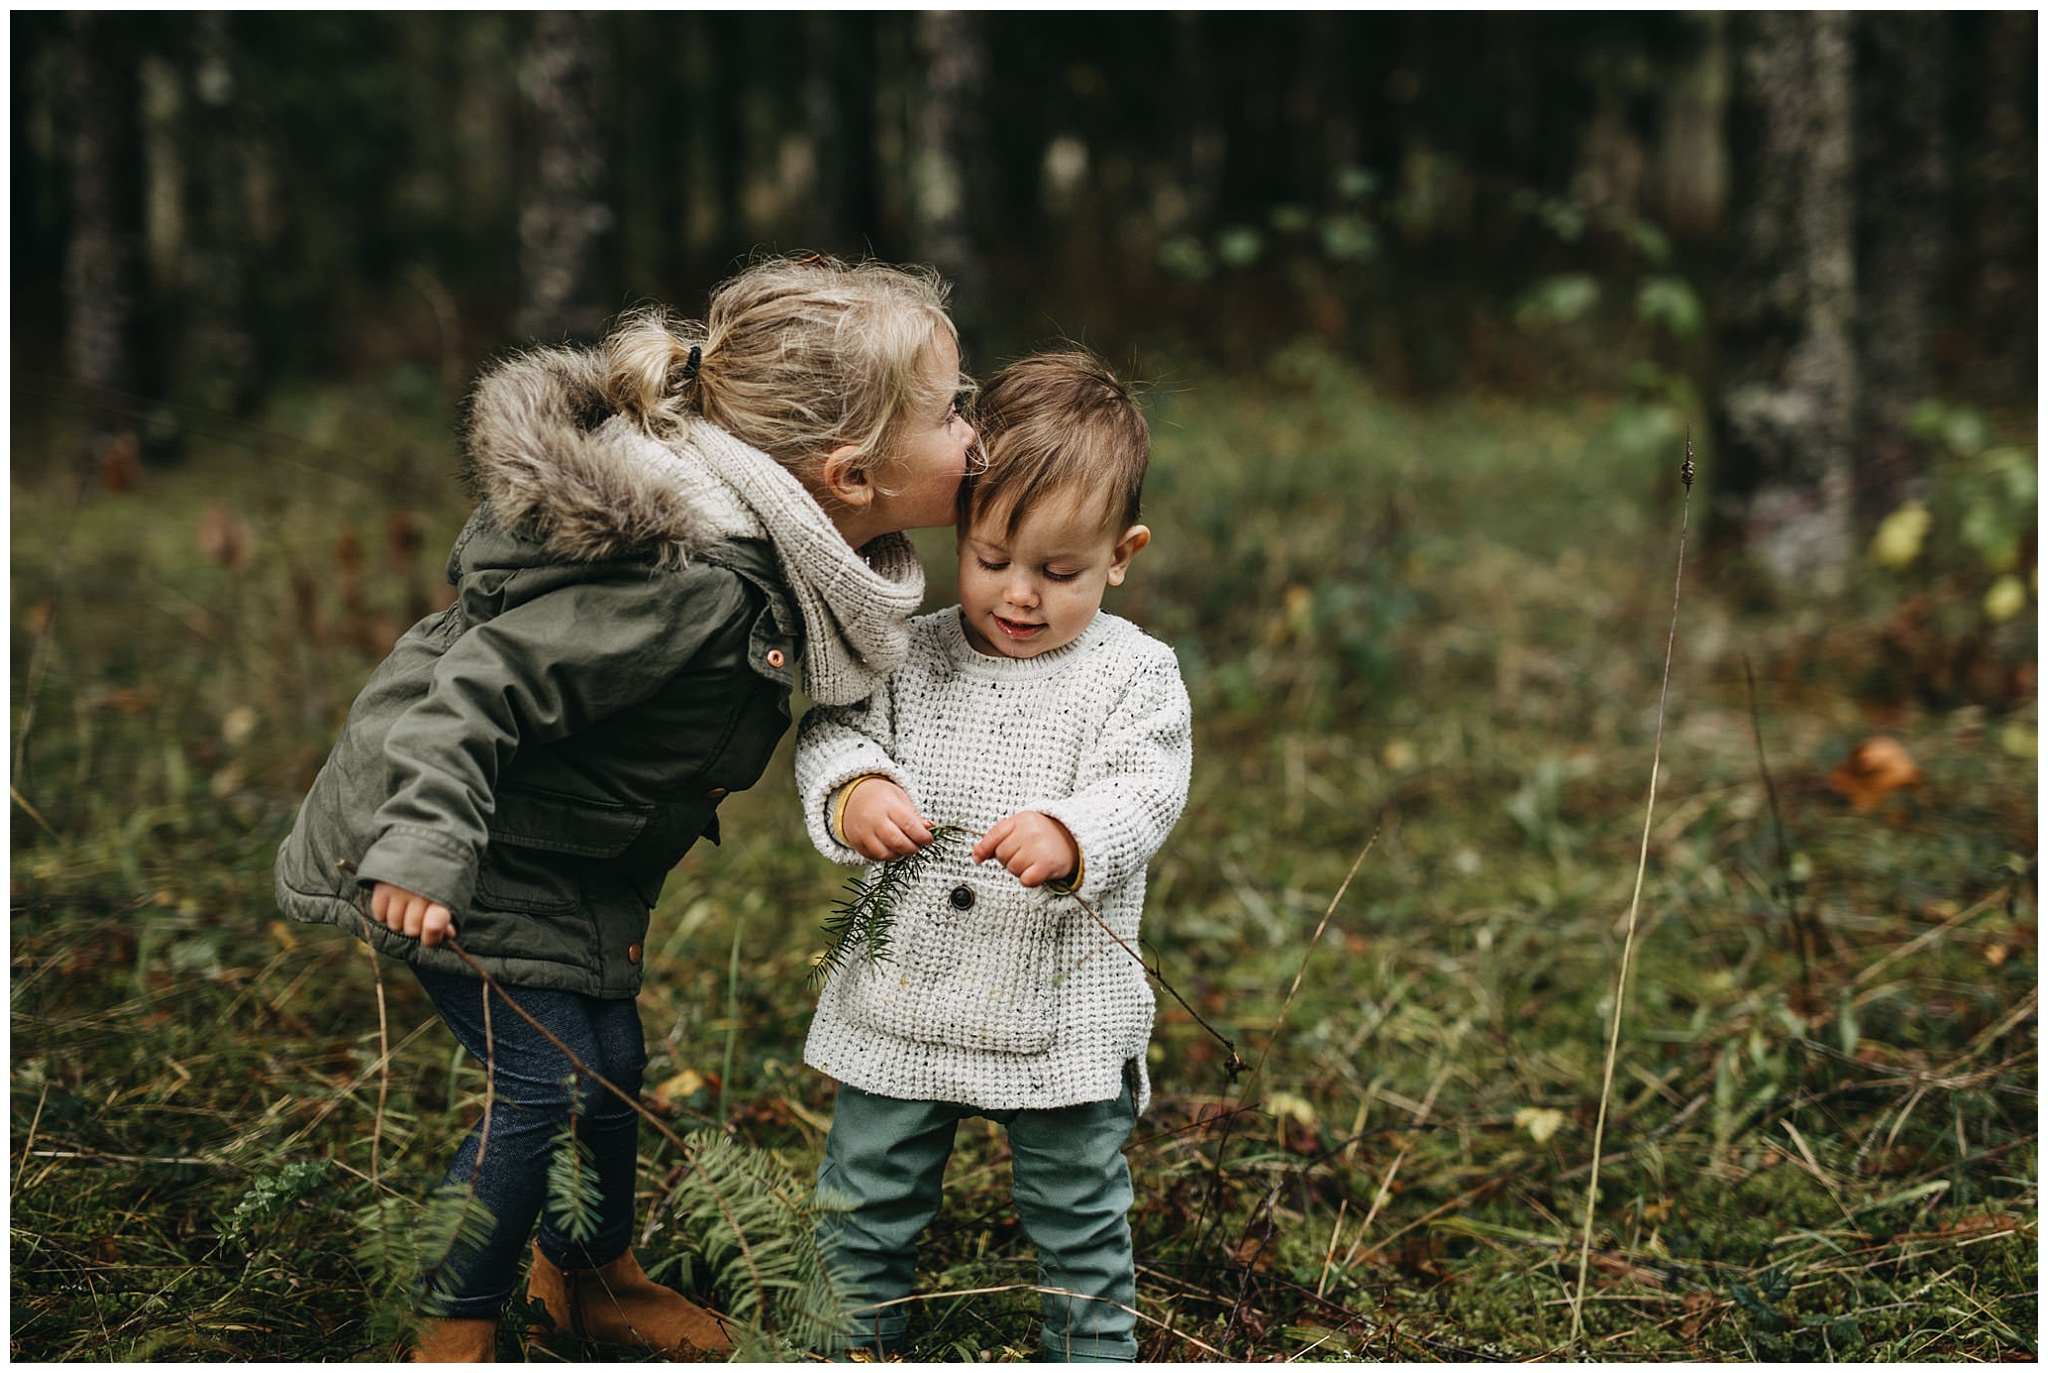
[
  {"xmin": 411, "ymin": 966, "xmax": 647, "ymax": 1318},
  {"xmin": 815, "ymin": 1081, "xmax": 1140, "ymax": 1361}
]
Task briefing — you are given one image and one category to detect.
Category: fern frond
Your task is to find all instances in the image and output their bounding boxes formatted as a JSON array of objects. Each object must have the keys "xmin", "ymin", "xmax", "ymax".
[
  {"xmin": 545, "ymin": 1123, "xmax": 601, "ymax": 1246},
  {"xmin": 649, "ymin": 1129, "xmax": 860, "ymax": 1356},
  {"xmin": 809, "ymin": 823, "xmax": 967, "ymax": 989},
  {"xmin": 415, "ymin": 1182, "xmax": 502, "ymax": 1316}
]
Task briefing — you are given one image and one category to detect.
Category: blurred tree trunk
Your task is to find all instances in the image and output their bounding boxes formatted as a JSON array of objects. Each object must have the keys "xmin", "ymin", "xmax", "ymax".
[
  {"xmin": 1711, "ymin": 11, "xmax": 1857, "ymax": 595},
  {"xmin": 63, "ymin": 11, "xmax": 144, "ymax": 469},
  {"xmin": 182, "ymin": 12, "xmax": 259, "ymax": 414},
  {"xmin": 1658, "ymin": 12, "xmax": 1730, "ymax": 241},
  {"xmin": 1852, "ymin": 11, "xmax": 1949, "ymax": 528},
  {"xmin": 517, "ymin": 10, "xmax": 614, "ymax": 343},
  {"xmin": 911, "ymin": 9, "xmax": 987, "ymax": 355},
  {"xmin": 1175, "ymin": 13, "xmax": 1226, "ymax": 231},
  {"xmin": 800, "ymin": 12, "xmax": 878, "ymax": 257},
  {"xmin": 1962, "ymin": 10, "xmax": 2036, "ymax": 401}
]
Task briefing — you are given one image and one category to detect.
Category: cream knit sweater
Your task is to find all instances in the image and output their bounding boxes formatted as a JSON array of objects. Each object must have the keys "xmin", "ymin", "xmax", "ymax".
[{"xmin": 796, "ymin": 609, "xmax": 1192, "ymax": 1114}]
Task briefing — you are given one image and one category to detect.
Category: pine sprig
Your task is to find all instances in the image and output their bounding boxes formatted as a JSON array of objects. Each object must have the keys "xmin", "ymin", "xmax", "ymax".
[
  {"xmin": 545, "ymin": 1123, "xmax": 601, "ymax": 1247},
  {"xmin": 808, "ymin": 824, "xmax": 967, "ymax": 989}
]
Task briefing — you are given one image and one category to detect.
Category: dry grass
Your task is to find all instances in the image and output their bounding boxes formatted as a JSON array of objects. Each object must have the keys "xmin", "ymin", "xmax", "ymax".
[{"xmin": 11, "ymin": 352, "xmax": 2036, "ymax": 1359}]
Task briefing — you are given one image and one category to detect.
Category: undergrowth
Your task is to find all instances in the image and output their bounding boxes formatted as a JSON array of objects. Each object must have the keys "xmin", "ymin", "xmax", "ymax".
[{"xmin": 11, "ymin": 350, "xmax": 2035, "ymax": 1359}]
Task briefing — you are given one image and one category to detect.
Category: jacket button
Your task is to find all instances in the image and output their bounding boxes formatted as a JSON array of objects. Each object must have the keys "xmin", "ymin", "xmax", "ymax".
[
  {"xmin": 949, "ymin": 885, "xmax": 975, "ymax": 911},
  {"xmin": 765, "ymin": 648, "xmax": 787, "ymax": 669},
  {"xmin": 705, "ymin": 787, "xmax": 728, "ymax": 801},
  {"xmin": 627, "ymin": 943, "xmax": 643, "ymax": 964}
]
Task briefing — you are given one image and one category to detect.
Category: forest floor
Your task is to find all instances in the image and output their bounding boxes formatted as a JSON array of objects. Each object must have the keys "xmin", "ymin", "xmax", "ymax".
[{"xmin": 10, "ymin": 349, "xmax": 2036, "ymax": 1361}]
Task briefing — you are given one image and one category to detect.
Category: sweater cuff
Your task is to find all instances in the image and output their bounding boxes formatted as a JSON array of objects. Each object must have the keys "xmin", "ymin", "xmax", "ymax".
[{"xmin": 828, "ymin": 774, "xmax": 891, "ymax": 846}]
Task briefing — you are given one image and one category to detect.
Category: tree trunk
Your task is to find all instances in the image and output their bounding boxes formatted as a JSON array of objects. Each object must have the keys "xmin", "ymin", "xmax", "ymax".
[
  {"xmin": 1962, "ymin": 10, "xmax": 2036, "ymax": 402},
  {"xmin": 910, "ymin": 9, "xmax": 987, "ymax": 356},
  {"xmin": 182, "ymin": 12, "xmax": 259, "ymax": 414},
  {"xmin": 63, "ymin": 11, "xmax": 143, "ymax": 469},
  {"xmin": 1852, "ymin": 11, "xmax": 1949, "ymax": 528},
  {"xmin": 1658, "ymin": 12, "xmax": 1730, "ymax": 241},
  {"xmin": 517, "ymin": 10, "xmax": 614, "ymax": 343},
  {"xmin": 1712, "ymin": 10, "xmax": 1858, "ymax": 595}
]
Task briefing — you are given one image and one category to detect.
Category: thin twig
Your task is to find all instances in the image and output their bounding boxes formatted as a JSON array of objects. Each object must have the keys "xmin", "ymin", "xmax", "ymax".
[
  {"xmin": 1744, "ymin": 654, "xmax": 1814, "ymax": 1003},
  {"xmin": 1569, "ymin": 436, "xmax": 1694, "ymax": 1347},
  {"xmin": 15, "ymin": 1083, "xmax": 51, "ymax": 1199},
  {"xmin": 1066, "ymin": 889, "xmax": 1243, "ymax": 1076},
  {"xmin": 368, "ymin": 945, "xmax": 390, "ymax": 1185},
  {"xmin": 1217, "ymin": 831, "xmax": 1379, "ymax": 1354},
  {"xmin": 1237, "ymin": 829, "xmax": 1380, "ymax": 1100}
]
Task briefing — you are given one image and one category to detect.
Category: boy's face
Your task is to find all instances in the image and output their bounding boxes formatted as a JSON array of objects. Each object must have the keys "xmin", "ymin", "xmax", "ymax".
[{"xmin": 956, "ymin": 491, "xmax": 1149, "ymax": 659}]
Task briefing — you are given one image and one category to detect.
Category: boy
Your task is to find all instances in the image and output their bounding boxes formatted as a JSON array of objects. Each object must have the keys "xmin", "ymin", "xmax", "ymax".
[{"xmin": 795, "ymin": 351, "xmax": 1192, "ymax": 1362}]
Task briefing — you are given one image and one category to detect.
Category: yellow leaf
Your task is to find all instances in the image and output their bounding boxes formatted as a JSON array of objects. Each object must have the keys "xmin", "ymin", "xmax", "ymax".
[
  {"xmin": 1870, "ymin": 501, "xmax": 1931, "ymax": 569},
  {"xmin": 1983, "ymin": 574, "xmax": 2028, "ymax": 623},
  {"xmin": 652, "ymin": 1069, "xmax": 711, "ymax": 1106},
  {"xmin": 1515, "ymin": 1106, "xmax": 1566, "ymax": 1145},
  {"xmin": 1266, "ymin": 1091, "xmax": 1318, "ymax": 1127}
]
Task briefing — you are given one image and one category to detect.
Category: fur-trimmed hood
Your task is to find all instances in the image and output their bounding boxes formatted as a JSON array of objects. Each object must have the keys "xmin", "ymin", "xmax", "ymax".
[
  {"xmin": 455, "ymin": 340, "xmax": 927, "ymax": 706},
  {"xmin": 461, "ymin": 344, "xmax": 729, "ymax": 567}
]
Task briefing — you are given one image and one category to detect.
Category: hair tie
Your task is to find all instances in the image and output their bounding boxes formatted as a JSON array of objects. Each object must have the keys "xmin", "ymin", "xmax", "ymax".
[{"xmin": 679, "ymin": 344, "xmax": 702, "ymax": 383}]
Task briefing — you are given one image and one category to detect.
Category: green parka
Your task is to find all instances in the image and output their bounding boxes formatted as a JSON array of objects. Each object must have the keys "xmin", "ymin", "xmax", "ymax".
[{"xmin": 274, "ymin": 348, "xmax": 810, "ymax": 998}]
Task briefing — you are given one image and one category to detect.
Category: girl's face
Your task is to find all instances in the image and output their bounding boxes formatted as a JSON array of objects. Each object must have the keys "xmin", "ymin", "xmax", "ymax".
[{"xmin": 865, "ymin": 332, "xmax": 977, "ymax": 536}]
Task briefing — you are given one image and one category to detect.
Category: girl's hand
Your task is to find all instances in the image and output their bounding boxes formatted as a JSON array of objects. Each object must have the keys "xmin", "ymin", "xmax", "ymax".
[
  {"xmin": 840, "ymin": 778, "xmax": 934, "ymax": 860},
  {"xmin": 369, "ymin": 882, "xmax": 456, "ymax": 948},
  {"xmin": 973, "ymin": 811, "xmax": 1080, "ymax": 889}
]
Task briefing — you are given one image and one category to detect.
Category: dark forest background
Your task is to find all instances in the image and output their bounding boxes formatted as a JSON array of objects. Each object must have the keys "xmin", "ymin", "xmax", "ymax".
[{"xmin": 12, "ymin": 10, "xmax": 2037, "ymax": 578}]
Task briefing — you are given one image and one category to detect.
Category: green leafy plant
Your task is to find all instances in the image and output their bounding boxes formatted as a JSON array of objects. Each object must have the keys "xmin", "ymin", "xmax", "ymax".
[{"xmin": 808, "ymin": 824, "xmax": 967, "ymax": 988}]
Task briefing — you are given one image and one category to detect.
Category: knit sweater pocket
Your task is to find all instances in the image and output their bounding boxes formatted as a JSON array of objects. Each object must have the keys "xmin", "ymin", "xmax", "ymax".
[{"xmin": 838, "ymin": 871, "xmax": 1059, "ymax": 1055}]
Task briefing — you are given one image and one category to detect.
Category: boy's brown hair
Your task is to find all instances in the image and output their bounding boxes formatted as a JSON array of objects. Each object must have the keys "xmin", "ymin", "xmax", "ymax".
[{"xmin": 963, "ymin": 351, "xmax": 1149, "ymax": 538}]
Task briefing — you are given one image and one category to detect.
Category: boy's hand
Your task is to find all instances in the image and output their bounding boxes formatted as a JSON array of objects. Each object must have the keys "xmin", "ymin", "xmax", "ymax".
[
  {"xmin": 973, "ymin": 811, "xmax": 1080, "ymax": 889},
  {"xmin": 369, "ymin": 882, "xmax": 456, "ymax": 948},
  {"xmin": 840, "ymin": 778, "xmax": 934, "ymax": 860}
]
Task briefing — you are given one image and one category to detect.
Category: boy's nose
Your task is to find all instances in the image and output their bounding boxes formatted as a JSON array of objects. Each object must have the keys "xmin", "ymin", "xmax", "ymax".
[{"xmin": 1003, "ymin": 579, "xmax": 1037, "ymax": 606}]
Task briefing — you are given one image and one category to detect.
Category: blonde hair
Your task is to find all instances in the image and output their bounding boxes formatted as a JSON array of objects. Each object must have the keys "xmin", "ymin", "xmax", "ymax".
[
  {"xmin": 598, "ymin": 254, "xmax": 962, "ymax": 488},
  {"xmin": 964, "ymin": 351, "xmax": 1149, "ymax": 539}
]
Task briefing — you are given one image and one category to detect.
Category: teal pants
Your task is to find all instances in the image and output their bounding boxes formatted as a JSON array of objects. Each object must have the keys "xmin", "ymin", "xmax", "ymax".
[{"xmin": 815, "ymin": 1079, "xmax": 1139, "ymax": 1362}]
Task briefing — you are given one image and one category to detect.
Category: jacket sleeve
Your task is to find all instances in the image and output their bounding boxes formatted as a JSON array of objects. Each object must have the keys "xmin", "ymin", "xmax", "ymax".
[
  {"xmin": 352, "ymin": 563, "xmax": 754, "ymax": 913},
  {"xmin": 793, "ymin": 678, "xmax": 913, "ymax": 866},
  {"xmin": 1027, "ymin": 642, "xmax": 1193, "ymax": 903}
]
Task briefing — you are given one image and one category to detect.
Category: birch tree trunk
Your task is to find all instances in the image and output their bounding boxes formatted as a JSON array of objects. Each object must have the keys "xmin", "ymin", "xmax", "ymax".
[{"xmin": 1713, "ymin": 11, "xmax": 1858, "ymax": 594}]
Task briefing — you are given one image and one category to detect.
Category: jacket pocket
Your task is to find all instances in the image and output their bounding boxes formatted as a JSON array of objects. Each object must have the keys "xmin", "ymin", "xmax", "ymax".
[
  {"xmin": 472, "ymin": 785, "xmax": 652, "ymax": 915},
  {"xmin": 839, "ymin": 872, "xmax": 1060, "ymax": 1055}
]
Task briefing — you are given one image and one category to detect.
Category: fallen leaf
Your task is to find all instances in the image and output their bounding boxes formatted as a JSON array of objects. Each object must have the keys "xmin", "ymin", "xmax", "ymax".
[
  {"xmin": 1514, "ymin": 1106, "xmax": 1566, "ymax": 1145},
  {"xmin": 651, "ymin": 1069, "xmax": 713, "ymax": 1107},
  {"xmin": 198, "ymin": 501, "xmax": 253, "ymax": 574},
  {"xmin": 1870, "ymin": 501, "xmax": 1931, "ymax": 569},
  {"xmin": 1983, "ymin": 574, "xmax": 2028, "ymax": 623},
  {"xmin": 100, "ymin": 430, "xmax": 142, "ymax": 493},
  {"xmin": 1826, "ymin": 736, "xmax": 1924, "ymax": 812}
]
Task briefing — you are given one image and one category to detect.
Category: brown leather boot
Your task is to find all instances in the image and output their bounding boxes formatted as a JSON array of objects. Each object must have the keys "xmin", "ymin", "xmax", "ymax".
[
  {"xmin": 402, "ymin": 1315, "xmax": 498, "ymax": 1361},
  {"xmin": 526, "ymin": 1242, "xmax": 733, "ymax": 1360}
]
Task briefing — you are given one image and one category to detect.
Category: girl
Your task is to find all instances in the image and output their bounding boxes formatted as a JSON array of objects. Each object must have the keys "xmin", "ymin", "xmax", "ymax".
[{"xmin": 273, "ymin": 255, "xmax": 977, "ymax": 1361}]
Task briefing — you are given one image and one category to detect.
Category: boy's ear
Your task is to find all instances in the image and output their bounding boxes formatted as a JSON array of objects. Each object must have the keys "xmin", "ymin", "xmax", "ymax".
[
  {"xmin": 818, "ymin": 444, "xmax": 873, "ymax": 510},
  {"xmin": 1105, "ymin": 524, "xmax": 1151, "ymax": 586}
]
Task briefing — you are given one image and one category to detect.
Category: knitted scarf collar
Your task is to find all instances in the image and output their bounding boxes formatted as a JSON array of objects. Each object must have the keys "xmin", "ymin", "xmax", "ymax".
[{"xmin": 626, "ymin": 419, "xmax": 926, "ymax": 705}]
